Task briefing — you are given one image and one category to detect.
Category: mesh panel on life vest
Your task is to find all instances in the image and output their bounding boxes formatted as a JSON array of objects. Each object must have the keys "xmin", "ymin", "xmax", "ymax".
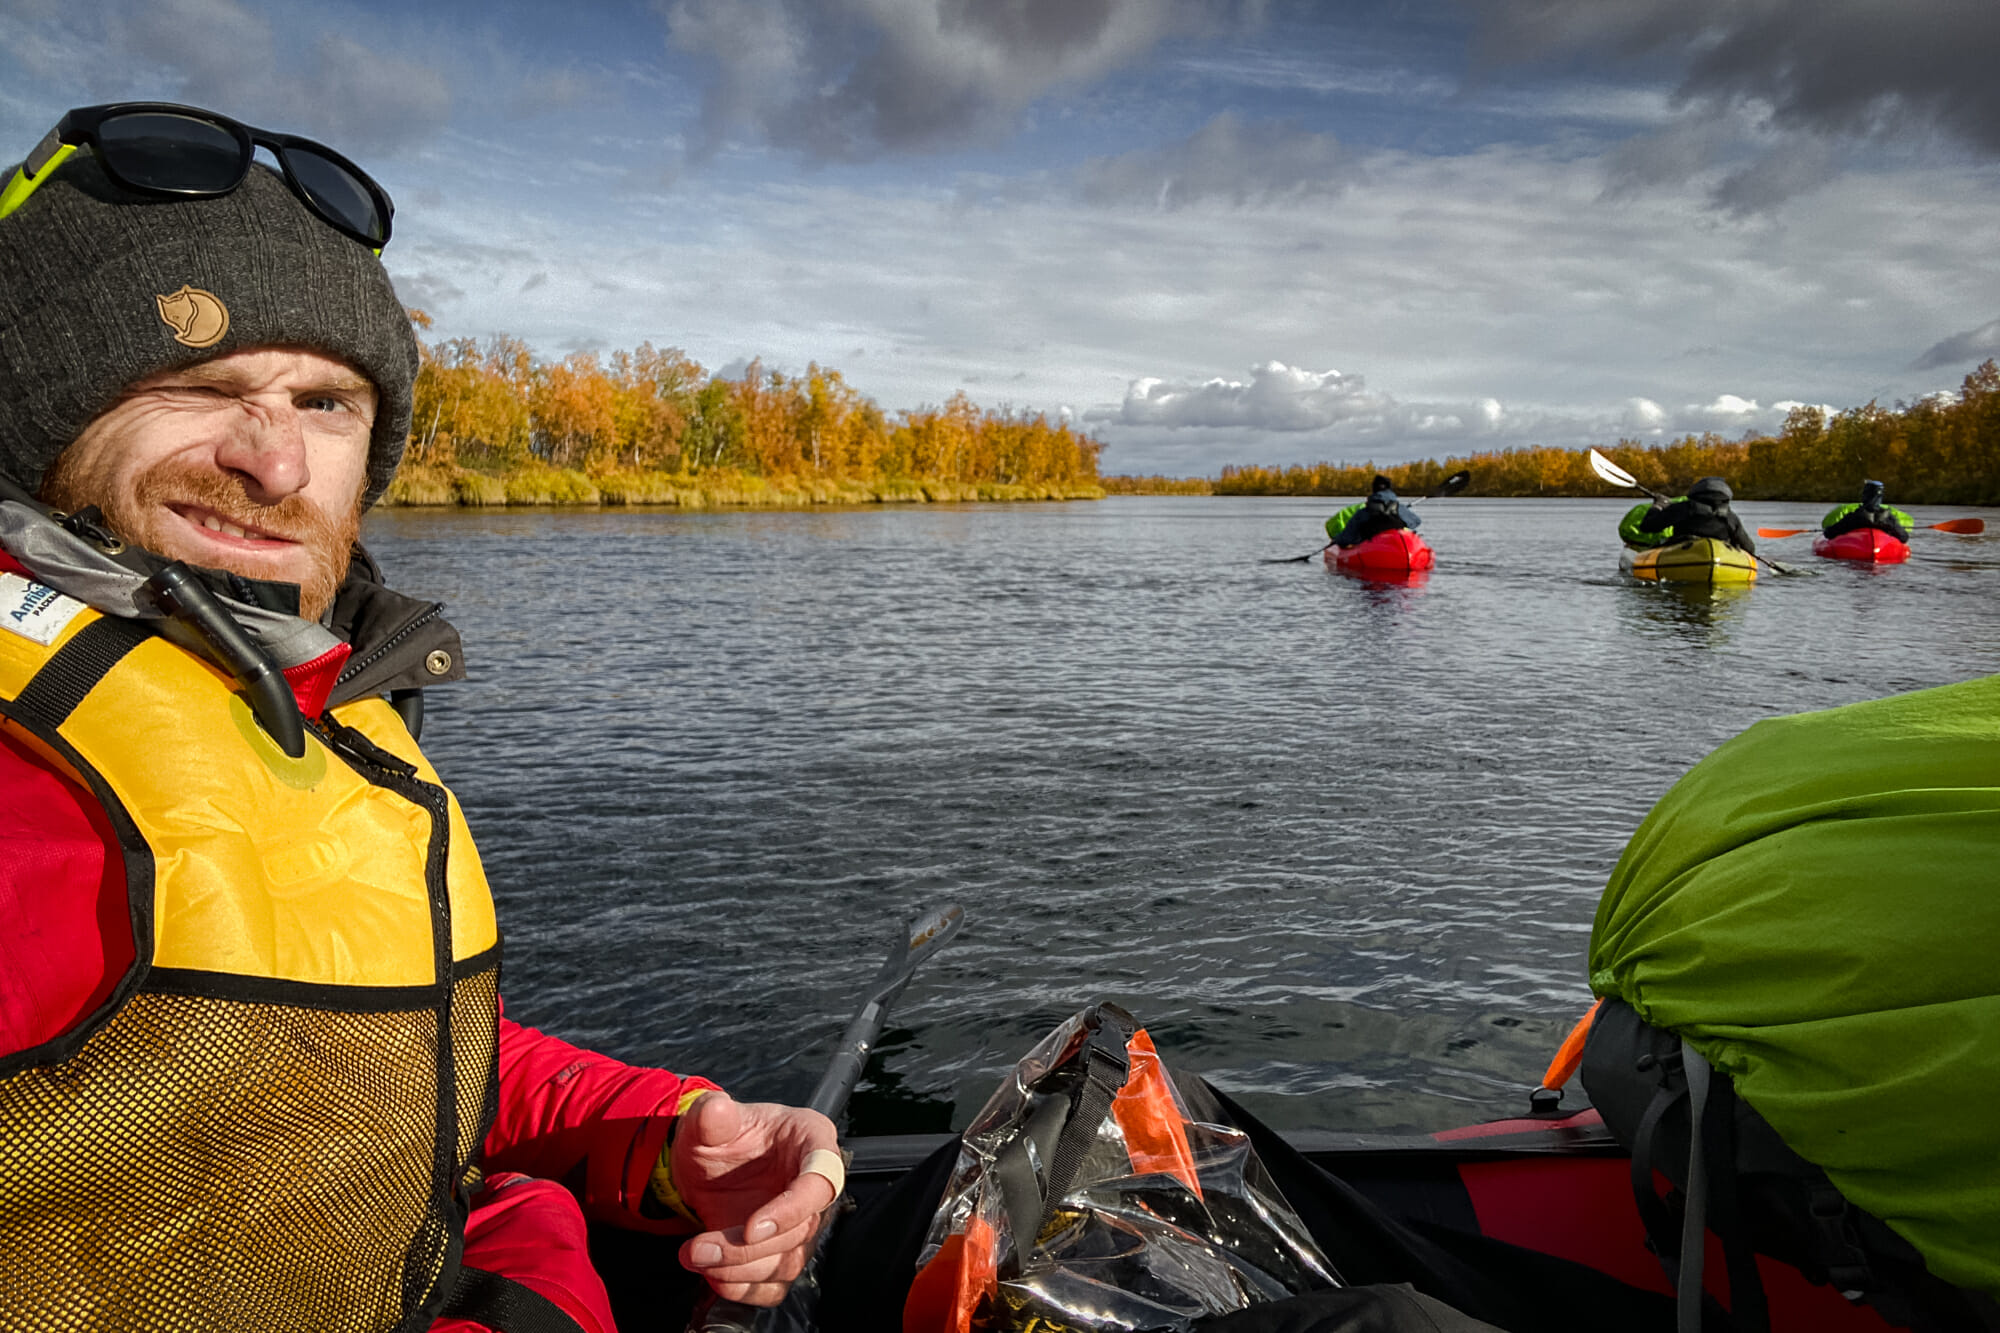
[{"xmin": 0, "ymin": 966, "xmax": 499, "ymax": 1333}]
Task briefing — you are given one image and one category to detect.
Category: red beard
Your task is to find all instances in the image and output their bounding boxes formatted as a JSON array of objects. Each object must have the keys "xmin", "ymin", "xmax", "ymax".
[{"xmin": 44, "ymin": 455, "xmax": 360, "ymax": 620}]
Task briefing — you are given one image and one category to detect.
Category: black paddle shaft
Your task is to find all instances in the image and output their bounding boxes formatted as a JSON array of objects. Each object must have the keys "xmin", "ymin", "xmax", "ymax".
[
  {"xmin": 687, "ymin": 905, "xmax": 965, "ymax": 1333},
  {"xmin": 809, "ymin": 905, "xmax": 965, "ymax": 1119}
]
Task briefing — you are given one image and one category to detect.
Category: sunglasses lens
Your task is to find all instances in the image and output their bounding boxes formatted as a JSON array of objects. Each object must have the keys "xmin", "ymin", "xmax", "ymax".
[
  {"xmin": 284, "ymin": 147, "xmax": 388, "ymax": 243},
  {"xmin": 95, "ymin": 112, "xmax": 243, "ymax": 191}
]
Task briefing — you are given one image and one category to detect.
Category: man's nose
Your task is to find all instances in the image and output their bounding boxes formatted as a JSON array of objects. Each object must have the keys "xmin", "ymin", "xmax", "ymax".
[{"xmin": 213, "ymin": 403, "xmax": 311, "ymax": 502}]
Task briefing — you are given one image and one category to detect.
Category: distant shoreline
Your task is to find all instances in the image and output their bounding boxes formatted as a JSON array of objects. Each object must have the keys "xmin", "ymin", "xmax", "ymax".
[
  {"xmin": 380, "ymin": 464, "xmax": 1105, "ymax": 508},
  {"xmin": 1103, "ymin": 362, "xmax": 2000, "ymax": 506}
]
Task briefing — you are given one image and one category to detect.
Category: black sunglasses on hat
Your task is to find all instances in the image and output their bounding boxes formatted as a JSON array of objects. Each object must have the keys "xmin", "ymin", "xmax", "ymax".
[{"xmin": 0, "ymin": 101, "xmax": 393, "ymax": 249}]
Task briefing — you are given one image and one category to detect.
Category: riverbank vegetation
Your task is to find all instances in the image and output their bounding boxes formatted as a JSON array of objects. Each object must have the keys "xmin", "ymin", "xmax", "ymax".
[
  {"xmin": 385, "ymin": 317, "xmax": 1104, "ymax": 507},
  {"xmin": 1101, "ymin": 474, "xmax": 1216, "ymax": 495},
  {"xmin": 1201, "ymin": 361, "xmax": 2000, "ymax": 505}
]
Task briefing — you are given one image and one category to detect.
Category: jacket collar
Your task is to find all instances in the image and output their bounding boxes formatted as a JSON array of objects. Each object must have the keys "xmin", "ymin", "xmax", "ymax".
[{"xmin": 0, "ymin": 474, "xmax": 463, "ymax": 710}]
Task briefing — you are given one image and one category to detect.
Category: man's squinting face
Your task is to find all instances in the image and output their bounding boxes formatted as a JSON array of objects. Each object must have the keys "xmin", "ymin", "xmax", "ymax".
[{"xmin": 41, "ymin": 348, "xmax": 377, "ymax": 620}]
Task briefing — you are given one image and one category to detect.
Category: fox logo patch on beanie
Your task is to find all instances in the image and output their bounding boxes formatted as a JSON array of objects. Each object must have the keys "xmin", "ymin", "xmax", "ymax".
[{"xmin": 155, "ymin": 285, "xmax": 230, "ymax": 348}]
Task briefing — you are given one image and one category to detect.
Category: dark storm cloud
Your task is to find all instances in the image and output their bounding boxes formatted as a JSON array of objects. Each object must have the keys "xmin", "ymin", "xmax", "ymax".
[
  {"xmin": 1076, "ymin": 113, "xmax": 1351, "ymax": 208},
  {"xmin": 1473, "ymin": 0, "xmax": 2000, "ymax": 154},
  {"xmin": 1911, "ymin": 319, "xmax": 2000, "ymax": 373},
  {"xmin": 660, "ymin": 0, "xmax": 1253, "ymax": 160}
]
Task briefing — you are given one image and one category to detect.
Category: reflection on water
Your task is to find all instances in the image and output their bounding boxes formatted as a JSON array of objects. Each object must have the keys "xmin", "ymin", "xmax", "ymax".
[
  {"xmin": 1617, "ymin": 581, "xmax": 1754, "ymax": 646},
  {"xmin": 1333, "ymin": 566, "xmax": 1433, "ymax": 596},
  {"xmin": 362, "ymin": 497, "xmax": 1998, "ymax": 1135}
]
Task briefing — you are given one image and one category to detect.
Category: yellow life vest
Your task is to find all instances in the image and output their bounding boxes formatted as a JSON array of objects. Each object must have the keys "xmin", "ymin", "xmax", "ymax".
[{"xmin": 0, "ymin": 597, "xmax": 501, "ymax": 1333}]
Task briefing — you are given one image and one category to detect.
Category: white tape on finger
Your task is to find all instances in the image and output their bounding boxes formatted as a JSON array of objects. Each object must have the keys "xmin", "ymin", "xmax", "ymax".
[{"xmin": 801, "ymin": 1148, "xmax": 846, "ymax": 1197}]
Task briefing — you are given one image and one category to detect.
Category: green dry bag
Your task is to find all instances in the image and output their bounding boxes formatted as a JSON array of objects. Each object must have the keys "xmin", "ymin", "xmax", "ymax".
[{"xmin": 1588, "ymin": 674, "xmax": 2000, "ymax": 1298}]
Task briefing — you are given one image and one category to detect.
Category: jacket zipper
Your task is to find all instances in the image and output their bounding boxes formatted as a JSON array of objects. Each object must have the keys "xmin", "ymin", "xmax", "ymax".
[{"xmin": 335, "ymin": 601, "xmax": 446, "ymax": 687}]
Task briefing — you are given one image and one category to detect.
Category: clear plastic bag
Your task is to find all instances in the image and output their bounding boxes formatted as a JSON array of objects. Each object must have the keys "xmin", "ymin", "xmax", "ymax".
[{"xmin": 905, "ymin": 1003, "xmax": 1338, "ymax": 1332}]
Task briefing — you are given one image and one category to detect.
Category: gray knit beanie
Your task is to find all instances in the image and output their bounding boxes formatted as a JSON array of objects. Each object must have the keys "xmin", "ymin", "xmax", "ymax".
[{"xmin": 0, "ymin": 153, "xmax": 417, "ymax": 507}]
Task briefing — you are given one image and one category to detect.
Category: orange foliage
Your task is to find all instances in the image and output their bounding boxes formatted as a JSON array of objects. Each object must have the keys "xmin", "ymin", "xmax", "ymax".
[{"xmin": 407, "ymin": 323, "xmax": 1101, "ymax": 488}]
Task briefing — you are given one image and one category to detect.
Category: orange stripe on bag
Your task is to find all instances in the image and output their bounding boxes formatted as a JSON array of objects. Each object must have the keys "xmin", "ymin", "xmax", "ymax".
[
  {"xmin": 1539, "ymin": 996, "xmax": 1605, "ymax": 1092},
  {"xmin": 902, "ymin": 1211, "xmax": 997, "ymax": 1333},
  {"xmin": 1113, "ymin": 1029, "xmax": 1202, "ymax": 1198}
]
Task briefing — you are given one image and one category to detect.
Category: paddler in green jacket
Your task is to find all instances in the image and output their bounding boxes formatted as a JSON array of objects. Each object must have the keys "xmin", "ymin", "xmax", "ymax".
[{"xmin": 1822, "ymin": 479, "xmax": 1913, "ymax": 542}]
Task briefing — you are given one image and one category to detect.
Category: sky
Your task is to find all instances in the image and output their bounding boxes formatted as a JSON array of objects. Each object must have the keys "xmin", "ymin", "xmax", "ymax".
[{"xmin": 3, "ymin": 0, "xmax": 1998, "ymax": 476}]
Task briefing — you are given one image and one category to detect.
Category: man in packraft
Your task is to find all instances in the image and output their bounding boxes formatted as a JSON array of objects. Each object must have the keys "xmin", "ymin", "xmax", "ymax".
[
  {"xmin": 1326, "ymin": 474, "xmax": 1421, "ymax": 548},
  {"xmin": 1822, "ymin": 479, "xmax": 1913, "ymax": 542},
  {"xmin": 0, "ymin": 101, "xmax": 839, "ymax": 1332},
  {"xmin": 1635, "ymin": 475, "xmax": 1756, "ymax": 553}
]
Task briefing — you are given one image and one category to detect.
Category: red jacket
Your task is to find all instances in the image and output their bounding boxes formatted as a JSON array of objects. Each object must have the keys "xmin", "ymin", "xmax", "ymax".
[{"xmin": 0, "ymin": 630, "xmax": 715, "ymax": 1236}]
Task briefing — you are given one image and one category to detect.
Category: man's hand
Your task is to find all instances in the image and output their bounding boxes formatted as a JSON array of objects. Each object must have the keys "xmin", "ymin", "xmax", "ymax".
[{"xmin": 672, "ymin": 1093, "xmax": 840, "ymax": 1306}]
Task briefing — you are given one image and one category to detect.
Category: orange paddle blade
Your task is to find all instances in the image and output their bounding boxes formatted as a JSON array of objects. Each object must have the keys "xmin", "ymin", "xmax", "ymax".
[
  {"xmin": 1930, "ymin": 518, "xmax": 1986, "ymax": 534},
  {"xmin": 1756, "ymin": 527, "xmax": 1810, "ymax": 538}
]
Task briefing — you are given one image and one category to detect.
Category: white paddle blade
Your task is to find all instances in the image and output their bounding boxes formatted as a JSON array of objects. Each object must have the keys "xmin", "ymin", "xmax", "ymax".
[{"xmin": 1587, "ymin": 449, "xmax": 1640, "ymax": 490}]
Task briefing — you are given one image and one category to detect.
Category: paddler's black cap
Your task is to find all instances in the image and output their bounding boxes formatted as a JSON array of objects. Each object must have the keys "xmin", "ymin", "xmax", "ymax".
[
  {"xmin": 1689, "ymin": 476, "xmax": 1733, "ymax": 502},
  {"xmin": 1861, "ymin": 479, "xmax": 1885, "ymax": 505},
  {"xmin": 1370, "ymin": 473, "xmax": 1394, "ymax": 493}
]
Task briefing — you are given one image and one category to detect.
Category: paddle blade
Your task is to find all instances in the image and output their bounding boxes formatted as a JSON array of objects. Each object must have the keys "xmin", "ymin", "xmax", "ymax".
[
  {"xmin": 1929, "ymin": 518, "xmax": 1986, "ymax": 534},
  {"xmin": 1756, "ymin": 527, "xmax": 1811, "ymax": 538},
  {"xmin": 889, "ymin": 904, "xmax": 965, "ymax": 984},
  {"xmin": 1432, "ymin": 469, "xmax": 1471, "ymax": 498},
  {"xmin": 1587, "ymin": 449, "xmax": 1639, "ymax": 490}
]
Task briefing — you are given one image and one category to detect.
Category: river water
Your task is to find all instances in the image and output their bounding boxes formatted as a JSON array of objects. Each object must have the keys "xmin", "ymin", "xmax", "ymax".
[{"xmin": 361, "ymin": 496, "xmax": 2000, "ymax": 1135}]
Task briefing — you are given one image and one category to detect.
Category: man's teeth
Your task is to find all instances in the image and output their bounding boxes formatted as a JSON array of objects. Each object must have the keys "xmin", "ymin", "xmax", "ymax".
[{"xmin": 199, "ymin": 515, "xmax": 250, "ymax": 539}]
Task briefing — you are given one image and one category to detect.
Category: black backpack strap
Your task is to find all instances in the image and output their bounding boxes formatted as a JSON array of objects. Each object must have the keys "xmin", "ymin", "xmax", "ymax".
[
  {"xmin": 1628, "ymin": 1048, "xmax": 1688, "ymax": 1285},
  {"xmin": 1806, "ymin": 1182, "xmax": 1876, "ymax": 1298},
  {"xmin": 1630, "ymin": 1039, "xmax": 1770, "ymax": 1333},
  {"xmin": 1703, "ymin": 1073, "xmax": 1770, "ymax": 1333},
  {"xmin": 1035, "ymin": 1012, "xmax": 1132, "ymax": 1233},
  {"xmin": 1675, "ymin": 1042, "xmax": 1713, "ymax": 1333},
  {"xmin": 992, "ymin": 1002, "xmax": 1136, "ymax": 1278},
  {"xmin": 443, "ymin": 1265, "xmax": 589, "ymax": 1333},
  {"xmin": 992, "ymin": 1089, "xmax": 1070, "ymax": 1271}
]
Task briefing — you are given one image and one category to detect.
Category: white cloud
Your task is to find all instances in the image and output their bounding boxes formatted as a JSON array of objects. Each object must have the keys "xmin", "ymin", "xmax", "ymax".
[
  {"xmin": 1625, "ymin": 397, "xmax": 1666, "ymax": 428},
  {"xmin": 1096, "ymin": 362, "xmax": 1388, "ymax": 430}
]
